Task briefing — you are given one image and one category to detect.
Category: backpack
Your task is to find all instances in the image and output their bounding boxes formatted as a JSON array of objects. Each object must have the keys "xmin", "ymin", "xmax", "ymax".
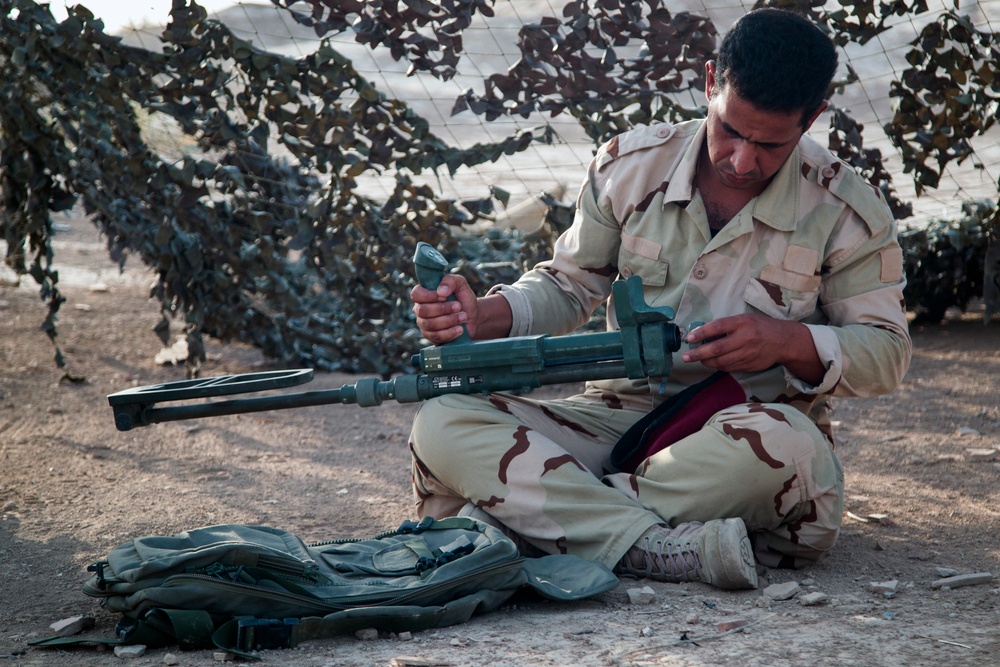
[{"xmin": 30, "ymin": 516, "xmax": 618, "ymax": 659}]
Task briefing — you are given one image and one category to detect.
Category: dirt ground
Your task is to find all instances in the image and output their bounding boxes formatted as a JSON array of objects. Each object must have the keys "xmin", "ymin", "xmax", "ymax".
[{"xmin": 1, "ymin": 216, "xmax": 998, "ymax": 666}]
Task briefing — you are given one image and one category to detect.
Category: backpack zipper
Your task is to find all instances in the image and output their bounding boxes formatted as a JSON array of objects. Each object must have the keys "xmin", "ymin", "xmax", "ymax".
[
  {"xmin": 252, "ymin": 555, "xmax": 323, "ymax": 583},
  {"xmin": 162, "ymin": 554, "xmax": 525, "ymax": 611}
]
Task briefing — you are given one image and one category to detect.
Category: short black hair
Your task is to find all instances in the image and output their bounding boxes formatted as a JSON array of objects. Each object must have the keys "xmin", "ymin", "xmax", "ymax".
[{"xmin": 715, "ymin": 8, "xmax": 838, "ymax": 126}]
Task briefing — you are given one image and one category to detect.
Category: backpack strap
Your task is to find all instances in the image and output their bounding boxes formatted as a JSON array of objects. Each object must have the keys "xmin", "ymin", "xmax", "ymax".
[
  {"xmin": 212, "ymin": 590, "xmax": 511, "ymax": 659},
  {"xmin": 28, "ymin": 608, "xmax": 215, "ymax": 651}
]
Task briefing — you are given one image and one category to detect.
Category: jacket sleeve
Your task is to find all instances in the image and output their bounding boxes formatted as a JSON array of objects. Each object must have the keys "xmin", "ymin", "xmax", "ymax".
[
  {"xmin": 793, "ymin": 211, "xmax": 912, "ymax": 399},
  {"xmin": 490, "ymin": 160, "xmax": 623, "ymax": 336}
]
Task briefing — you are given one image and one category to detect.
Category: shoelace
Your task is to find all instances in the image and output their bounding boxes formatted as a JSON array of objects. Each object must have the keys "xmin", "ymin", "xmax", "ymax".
[{"xmin": 640, "ymin": 536, "xmax": 703, "ymax": 581}]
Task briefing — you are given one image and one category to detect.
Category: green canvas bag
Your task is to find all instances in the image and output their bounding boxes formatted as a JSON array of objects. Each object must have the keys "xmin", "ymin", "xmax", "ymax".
[{"xmin": 31, "ymin": 516, "xmax": 617, "ymax": 659}]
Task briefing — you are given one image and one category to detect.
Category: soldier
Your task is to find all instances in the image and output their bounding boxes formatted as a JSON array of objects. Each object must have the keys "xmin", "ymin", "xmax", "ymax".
[{"xmin": 409, "ymin": 8, "xmax": 910, "ymax": 589}]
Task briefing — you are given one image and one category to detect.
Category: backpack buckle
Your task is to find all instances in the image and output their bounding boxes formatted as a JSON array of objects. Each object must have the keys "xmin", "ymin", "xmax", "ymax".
[
  {"xmin": 87, "ymin": 561, "xmax": 110, "ymax": 590},
  {"xmin": 397, "ymin": 516, "xmax": 435, "ymax": 534},
  {"xmin": 235, "ymin": 617, "xmax": 300, "ymax": 652}
]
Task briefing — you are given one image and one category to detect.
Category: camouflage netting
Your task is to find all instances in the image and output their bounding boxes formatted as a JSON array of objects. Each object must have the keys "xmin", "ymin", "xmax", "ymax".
[
  {"xmin": 901, "ymin": 200, "xmax": 999, "ymax": 324},
  {"xmin": 0, "ymin": 0, "xmax": 997, "ymax": 377}
]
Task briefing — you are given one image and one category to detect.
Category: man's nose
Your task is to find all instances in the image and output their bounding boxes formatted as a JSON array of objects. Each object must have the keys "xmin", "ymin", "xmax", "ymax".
[{"xmin": 730, "ymin": 141, "xmax": 757, "ymax": 175}]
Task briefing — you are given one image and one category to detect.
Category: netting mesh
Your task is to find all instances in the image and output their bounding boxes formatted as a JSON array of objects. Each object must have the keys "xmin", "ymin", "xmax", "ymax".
[{"xmin": 104, "ymin": 0, "xmax": 1000, "ymax": 231}]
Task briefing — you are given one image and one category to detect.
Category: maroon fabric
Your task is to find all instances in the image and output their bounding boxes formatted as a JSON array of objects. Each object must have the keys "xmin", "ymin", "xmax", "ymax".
[{"xmin": 611, "ymin": 372, "xmax": 746, "ymax": 473}]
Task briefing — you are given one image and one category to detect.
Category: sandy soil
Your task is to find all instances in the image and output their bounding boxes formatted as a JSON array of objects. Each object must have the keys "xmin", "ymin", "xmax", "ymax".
[{"xmin": 1, "ymin": 216, "xmax": 998, "ymax": 666}]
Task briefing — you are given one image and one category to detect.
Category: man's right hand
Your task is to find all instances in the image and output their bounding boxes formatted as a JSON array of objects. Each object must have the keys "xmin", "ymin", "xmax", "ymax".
[{"xmin": 410, "ymin": 274, "xmax": 480, "ymax": 344}]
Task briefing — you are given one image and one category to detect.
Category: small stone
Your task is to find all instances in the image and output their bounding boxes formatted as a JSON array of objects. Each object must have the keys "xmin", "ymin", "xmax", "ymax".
[
  {"xmin": 866, "ymin": 514, "xmax": 893, "ymax": 525},
  {"xmin": 390, "ymin": 658, "xmax": 456, "ymax": 667},
  {"xmin": 626, "ymin": 585, "xmax": 656, "ymax": 605},
  {"xmin": 163, "ymin": 654, "xmax": 180, "ymax": 666},
  {"xmin": 798, "ymin": 592, "xmax": 829, "ymax": 606},
  {"xmin": 958, "ymin": 426, "xmax": 981, "ymax": 436},
  {"xmin": 2, "ymin": 502, "xmax": 17, "ymax": 512},
  {"xmin": 88, "ymin": 282, "xmax": 110, "ymax": 292},
  {"xmin": 397, "ymin": 631, "xmax": 413, "ymax": 641},
  {"xmin": 754, "ymin": 596, "xmax": 772, "ymax": 608},
  {"xmin": 931, "ymin": 572, "xmax": 993, "ymax": 590},
  {"xmin": 716, "ymin": 620, "xmax": 749, "ymax": 633},
  {"xmin": 935, "ymin": 567, "xmax": 960, "ymax": 577},
  {"xmin": 964, "ymin": 448, "xmax": 998, "ymax": 462},
  {"xmin": 50, "ymin": 615, "xmax": 95, "ymax": 637},
  {"xmin": 869, "ymin": 579, "xmax": 899, "ymax": 594},
  {"xmin": 684, "ymin": 613, "xmax": 700, "ymax": 625},
  {"xmin": 114, "ymin": 645, "xmax": 146, "ymax": 658},
  {"xmin": 763, "ymin": 581, "xmax": 802, "ymax": 600},
  {"xmin": 154, "ymin": 339, "xmax": 189, "ymax": 366},
  {"xmin": 355, "ymin": 628, "xmax": 380, "ymax": 641},
  {"xmin": 639, "ymin": 626, "xmax": 654, "ymax": 637},
  {"xmin": 213, "ymin": 651, "xmax": 235, "ymax": 661},
  {"xmin": 73, "ymin": 303, "xmax": 93, "ymax": 311}
]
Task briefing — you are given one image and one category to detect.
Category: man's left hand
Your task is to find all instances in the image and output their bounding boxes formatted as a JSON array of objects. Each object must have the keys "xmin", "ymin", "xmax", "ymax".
[{"xmin": 682, "ymin": 314, "xmax": 825, "ymax": 384}]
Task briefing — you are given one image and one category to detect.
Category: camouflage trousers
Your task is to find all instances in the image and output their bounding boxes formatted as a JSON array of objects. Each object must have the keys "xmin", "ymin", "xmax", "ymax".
[{"xmin": 409, "ymin": 392, "xmax": 844, "ymax": 569}]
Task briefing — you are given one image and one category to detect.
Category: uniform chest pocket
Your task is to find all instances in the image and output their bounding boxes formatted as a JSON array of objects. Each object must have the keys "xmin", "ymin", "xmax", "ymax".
[
  {"xmin": 744, "ymin": 266, "xmax": 821, "ymax": 321},
  {"xmin": 618, "ymin": 233, "xmax": 668, "ymax": 287}
]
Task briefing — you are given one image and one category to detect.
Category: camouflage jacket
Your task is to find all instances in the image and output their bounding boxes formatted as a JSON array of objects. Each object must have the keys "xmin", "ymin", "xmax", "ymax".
[{"xmin": 491, "ymin": 120, "xmax": 912, "ymax": 427}]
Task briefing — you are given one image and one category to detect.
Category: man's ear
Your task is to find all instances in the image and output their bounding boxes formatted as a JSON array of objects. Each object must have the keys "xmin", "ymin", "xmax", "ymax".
[{"xmin": 704, "ymin": 60, "xmax": 717, "ymax": 100}]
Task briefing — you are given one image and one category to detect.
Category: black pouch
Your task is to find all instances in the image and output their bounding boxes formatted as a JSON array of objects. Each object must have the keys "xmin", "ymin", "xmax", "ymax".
[{"xmin": 611, "ymin": 371, "xmax": 746, "ymax": 473}]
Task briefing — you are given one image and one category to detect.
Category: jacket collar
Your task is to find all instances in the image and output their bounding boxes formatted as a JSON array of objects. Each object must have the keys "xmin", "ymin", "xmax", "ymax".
[
  {"xmin": 661, "ymin": 120, "xmax": 802, "ymax": 233},
  {"xmin": 750, "ymin": 147, "xmax": 801, "ymax": 232}
]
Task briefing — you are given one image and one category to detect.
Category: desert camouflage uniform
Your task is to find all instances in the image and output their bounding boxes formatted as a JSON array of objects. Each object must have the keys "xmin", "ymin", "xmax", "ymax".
[{"xmin": 410, "ymin": 120, "xmax": 911, "ymax": 569}]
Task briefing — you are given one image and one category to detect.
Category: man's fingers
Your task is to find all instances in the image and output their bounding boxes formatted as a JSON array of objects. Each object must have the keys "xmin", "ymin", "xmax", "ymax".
[
  {"xmin": 414, "ymin": 309, "xmax": 465, "ymax": 336},
  {"xmin": 410, "ymin": 273, "xmax": 477, "ymax": 343},
  {"xmin": 683, "ymin": 331, "xmax": 735, "ymax": 362},
  {"xmin": 413, "ymin": 299, "xmax": 461, "ymax": 318},
  {"xmin": 421, "ymin": 325, "xmax": 466, "ymax": 345},
  {"xmin": 685, "ymin": 318, "xmax": 738, "ymax": 344},
  {"xmin": 437, "ymin": 274, "xmax": 471, "ymax": 299},
  {"xmin": 410, "ymin": 285, "xmax": 441, "ymax": 304},
  {"xmin": 422, "ymin": 312, "xmax": 468, "ymax": 343},
  {"xmin": 414, "ymin": 300, "xmax": 468, "ymax": 345}
]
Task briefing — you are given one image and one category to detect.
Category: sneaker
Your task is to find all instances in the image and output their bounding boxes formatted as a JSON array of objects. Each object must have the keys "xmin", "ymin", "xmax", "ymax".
[
  {"xmin": 615, "ymin": 518, "xmax": 758, "ymax": 590},
  {"xmin": 457, "ymin": 502, "xmax": 545, "ymax": 558}
]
